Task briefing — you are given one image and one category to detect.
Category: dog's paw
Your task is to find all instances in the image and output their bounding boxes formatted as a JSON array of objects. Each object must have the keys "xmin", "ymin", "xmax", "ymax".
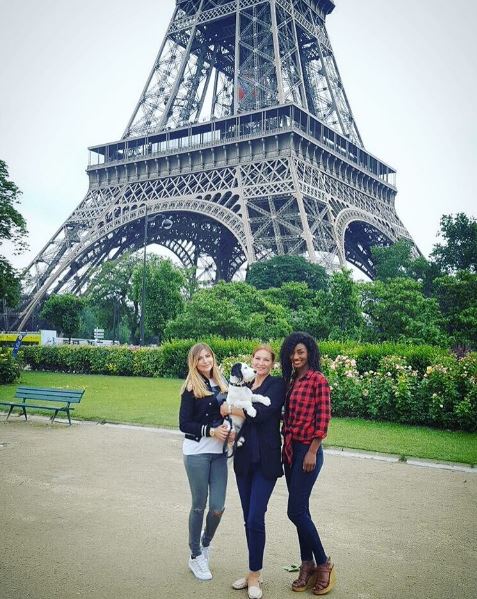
[
  {"xmin": 253, "ymin": 394, "xmax": 271, "ymax": 406},
  {"xmin": 246, "ymin": 406, "xmax": 257, "ymax": 417},
  {"xmin": 237, "ymin": 436, "xmax": 245, "ymax": 447}
]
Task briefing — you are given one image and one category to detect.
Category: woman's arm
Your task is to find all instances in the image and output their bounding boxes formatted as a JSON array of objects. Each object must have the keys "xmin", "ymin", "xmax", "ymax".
[
  {"xmin": 179, "ymin": 390, "xmax": 208, "ymax": 439},
  {"xmin": 303, "ymin": 375, "xmax": 331, "ymax": 471}
]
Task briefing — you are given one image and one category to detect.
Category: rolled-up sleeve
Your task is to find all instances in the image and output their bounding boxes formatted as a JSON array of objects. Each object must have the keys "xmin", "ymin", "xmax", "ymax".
[{"xmin": 314, "ymin": 376, "xmax": 331, "ymax": 440}]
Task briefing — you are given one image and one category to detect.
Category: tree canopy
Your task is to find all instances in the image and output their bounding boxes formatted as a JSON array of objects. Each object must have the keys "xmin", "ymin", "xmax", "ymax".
[
  {"xmin": 0, "ymin": 160, "xmax": 28, "ymax": 308},
  {"xmin": 430, "ymin": 213, "xmax": 477, "ymax": 274},
  {"xmin": 246, "ymin": 255, "xmax": 328, "ymax": 290},
  {"xmin": 40, "ymin": 294, "xmax": 85, "ymax": 339},
  {"xmin": 165, "ymin": 281, "xmax": 291, "ymax": 340}
]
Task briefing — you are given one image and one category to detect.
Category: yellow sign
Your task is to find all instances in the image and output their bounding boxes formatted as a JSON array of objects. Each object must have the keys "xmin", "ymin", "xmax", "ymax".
[{"xmin": 0, "ymin": 333, "xmax": 41, "ymax": 344}]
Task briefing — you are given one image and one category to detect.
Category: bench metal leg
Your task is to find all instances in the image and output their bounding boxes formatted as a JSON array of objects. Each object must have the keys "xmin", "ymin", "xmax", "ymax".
[
  {"xmin": 6, "ymin": 405, "xmax": 14, "ymax": 420},
  {"xmin": 67, "ymin": 409, "xmax": 72, "ymax": 426},
  {"xmin": 21, "ymin": 407, "xmax": 27, "ymax": 421},
  {"xmin": 50, "ymin": 409, "xmax": 59, "ymax": 423}
]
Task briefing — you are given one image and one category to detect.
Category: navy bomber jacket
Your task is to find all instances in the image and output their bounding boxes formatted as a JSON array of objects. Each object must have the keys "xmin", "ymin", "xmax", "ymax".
[{"xmin": 179, "ymin": 377, "xmax": 225, "ymax": 442}]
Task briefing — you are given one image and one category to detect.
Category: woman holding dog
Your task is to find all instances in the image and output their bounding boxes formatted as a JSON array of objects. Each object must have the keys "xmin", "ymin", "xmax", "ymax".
[
  {"xmin": 280, "ymin": 332, "xmax": 335, "ymax": 595},
  {"xmin": 220, "ymin": 344, "xmax": 285, "ymax": 599},
  {"xmin": 179, "ymin": 342, "xmax": 230, "ymax": 581}
]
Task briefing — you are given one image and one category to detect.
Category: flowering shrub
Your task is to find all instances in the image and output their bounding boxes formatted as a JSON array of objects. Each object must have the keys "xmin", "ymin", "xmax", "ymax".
[
  {"xmin": 420, "ymin": 359, "xmax": 460, "ymax": 428},
  {"xmin": 327, "ymin": 355, "xmax": 364, "ymax": 418},
  {"xmin": 454, "ymin": 354, "xmax": 477, "ymax": 431}
]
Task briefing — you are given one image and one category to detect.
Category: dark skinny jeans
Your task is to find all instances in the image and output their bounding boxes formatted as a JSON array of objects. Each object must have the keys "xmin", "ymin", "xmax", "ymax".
[
  {"xmin": 235, "ymin": 463, "xmax": 277, "ymax": 572},
  {"xmin": 284, "ymin": 441, "xmax": 327, "ymax": 565}
]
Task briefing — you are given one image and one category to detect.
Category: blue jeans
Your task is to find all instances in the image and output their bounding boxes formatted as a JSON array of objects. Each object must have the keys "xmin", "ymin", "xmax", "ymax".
[
  {"xmin": 235, "ymin": 464, "xmax": 277, "ymax": 571},
  {"xmin": 183, "ymin": 453, "xmax": 228, "ymax": 558},
  {"xmin": 284, "ymin": 442, "xmax": 327, "ymax": 565}
]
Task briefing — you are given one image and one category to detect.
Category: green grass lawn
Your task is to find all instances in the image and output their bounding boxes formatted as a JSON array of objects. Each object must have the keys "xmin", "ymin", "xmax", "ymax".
[{"xmin": 1, "ymin": 371, "xmax": 476, "ymax": 465}]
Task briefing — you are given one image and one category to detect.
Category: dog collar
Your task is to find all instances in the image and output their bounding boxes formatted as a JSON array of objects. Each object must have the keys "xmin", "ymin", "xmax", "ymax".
[{"xmin": 230, "ymin": 379, "xmax": 247, "ymax": 387}]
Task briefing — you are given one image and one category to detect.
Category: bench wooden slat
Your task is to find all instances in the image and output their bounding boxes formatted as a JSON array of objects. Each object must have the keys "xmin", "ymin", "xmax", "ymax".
[
  {"xmin": 14, "ymin": 394, "xmax": 82, "ymax": 403},
  {"xmin": 16, "ymin": 385, "xmax": 84, "ymax": 393},
  {"xmin": 16, "ymin": 386, "xmax": 83, "ymax": 395},
  {"xmin": 15, "ymin": 387, "xmax": 84, "ymax": 403}
]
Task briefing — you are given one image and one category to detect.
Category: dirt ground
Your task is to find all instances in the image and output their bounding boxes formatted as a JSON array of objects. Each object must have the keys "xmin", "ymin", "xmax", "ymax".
[{"xmin": 0, "ymin": 419, "xmax": 476, "ymax": 599}]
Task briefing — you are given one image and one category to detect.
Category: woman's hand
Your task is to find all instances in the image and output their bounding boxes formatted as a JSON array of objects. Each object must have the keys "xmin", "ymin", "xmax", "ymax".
[
  {"xmin": 220, "ymin": 403, "xmax": 230, "ymax": 417},
  {"xmin": 213, "ymin": 423, "xmax": 231, "ymax": 442},
  {"xmin": 303, "ymin": 450, "xmax": 317, "ymax": 472},
  {"xmin": 220, "ymin": 404, "xmax": 245, "ymax": 419}
]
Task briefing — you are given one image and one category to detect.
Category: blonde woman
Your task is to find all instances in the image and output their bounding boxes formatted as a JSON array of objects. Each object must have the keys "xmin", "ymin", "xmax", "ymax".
[{"xmin": 179, "ymin": 342, "xmax": 230, "ymax": 581}]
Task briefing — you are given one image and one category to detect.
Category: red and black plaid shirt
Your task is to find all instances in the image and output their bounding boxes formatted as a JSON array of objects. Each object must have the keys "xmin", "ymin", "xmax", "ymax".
[{"xmin": 282, "ymin": 369, "xmax": 331, "ymax": 465}]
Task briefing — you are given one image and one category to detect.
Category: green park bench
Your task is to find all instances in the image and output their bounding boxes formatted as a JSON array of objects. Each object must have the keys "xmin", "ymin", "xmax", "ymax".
[{"xmin": 0, "ymin": 386, "xmax": 85, "ymax": 426}]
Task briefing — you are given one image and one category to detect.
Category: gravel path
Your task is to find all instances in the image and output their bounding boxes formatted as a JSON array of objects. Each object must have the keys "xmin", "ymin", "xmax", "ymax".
[{"xmin": 0, "ymin": 419, "xmax": 476, "ymax": 599}]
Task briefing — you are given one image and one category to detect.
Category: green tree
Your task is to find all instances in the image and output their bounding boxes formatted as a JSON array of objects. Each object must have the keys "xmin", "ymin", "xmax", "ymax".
[
  {"xmin": 0, "ymin": 258, "xmax": 21, "ymax": 308},
  {"xmin": 360, "ymin": 278, "xmax": 447, "ymax": 345},
  {"xmin": 371, "ymin": 239, "xmax": 442, "ymax": 295},
  {"xmin": 246, "ymin": 255, "xmax": 329, "ymax": 291},
  {"xmin": 371, "ymin": 239, "xmax": 414, "ymax": 281},
  {"xmin": 262, "ymin": 281, "xmax": 315, "ymax": 311},
  {"xmin": 40, "ymin": 294, "xmax": 85, "ymax": 340},
  {"xmin": 433, "ymin": 271, "xmax": 477, "ymax": 349},
  {"xmin": 0, "ymin": 160, "xmax": 28, "ymax": 307},
  {"xmin": 430, "ymin": 213, "xmax": 477, "ymax": 274},
  {"xmin": 261, "ymin": 282, "xmax": 330, "ymax": 339},
  {"xmin": 131, "ymin": 257, "xmax": 185, "ymax": 343},
  {"xmin": 326, "ymin": 269, "xmax": 364, "ymax": 341},
  {"xmin": 165, "ymin": 281, "xmax": 291, "ymax": 340},
  {"xmin": 87, "ymin": 252, "xmax": 140, "ymax": 342}
]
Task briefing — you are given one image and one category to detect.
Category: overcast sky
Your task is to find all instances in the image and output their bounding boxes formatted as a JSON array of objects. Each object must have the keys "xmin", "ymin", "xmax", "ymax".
[{"xmin": 1, "ymin": 0, "xmax": 476, "ymax": 270}]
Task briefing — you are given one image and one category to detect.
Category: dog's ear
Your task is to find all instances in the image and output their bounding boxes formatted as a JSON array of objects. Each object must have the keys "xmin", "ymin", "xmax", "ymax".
[{"xmin": 231, "ymin": 362, "xmax": 243, "ymax": 381}]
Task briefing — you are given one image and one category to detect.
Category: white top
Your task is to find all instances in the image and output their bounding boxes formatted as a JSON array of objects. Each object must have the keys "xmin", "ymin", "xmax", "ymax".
[
  {"xmin": 182, "ymin": 436, "xmax": 224, "ymax": 455},
  {"xmin": 182, "ymin": 378, "xmax": 224, "ymax": 456}
]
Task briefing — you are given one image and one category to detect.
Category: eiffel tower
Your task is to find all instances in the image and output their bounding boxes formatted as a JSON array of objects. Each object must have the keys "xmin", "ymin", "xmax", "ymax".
[{"xmin": 18, "ymin": 0, "xmax": 414, "ymax": 328}]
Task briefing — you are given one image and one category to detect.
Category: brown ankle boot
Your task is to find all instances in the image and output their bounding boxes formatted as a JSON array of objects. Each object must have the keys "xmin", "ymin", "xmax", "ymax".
[
  {"xmin": 291, "ymin": 560, "xmax": 317, "ymax": 592},
  {"xmin": 312, "ymin": 558, "xmax": 336, "ymax": 595}
]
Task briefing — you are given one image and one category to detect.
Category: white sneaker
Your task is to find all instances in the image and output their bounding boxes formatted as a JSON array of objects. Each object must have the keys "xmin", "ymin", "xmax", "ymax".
[
  {"xmin": 201, "ymin": 543, "xmax": 211, "ymax": 564},
  {"xmin": 188, "ymin": 553, "xmax": 212, "ymax": 581},
  {"xmin": 200, "ymin": 529, "xmax": 211, "ymax": 564}
]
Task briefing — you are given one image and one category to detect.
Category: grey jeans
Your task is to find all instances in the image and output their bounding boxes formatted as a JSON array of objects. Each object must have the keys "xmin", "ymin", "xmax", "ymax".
[{"xmin": 183, "ymin": 452, "xmax": 228, "ymax": 557}]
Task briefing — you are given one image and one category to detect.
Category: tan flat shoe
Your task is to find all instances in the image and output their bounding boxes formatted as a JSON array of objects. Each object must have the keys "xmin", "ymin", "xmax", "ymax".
[
  {"xmin": 232, "ymin": 577, "xmax": 248, "ymax": 590},
  {"xmin": 232, "ymin": 575, "xmax": 264, "ymax": 591},
  {"xmin": 248, "ymin": 582, "xmax": 262, "ymax": 599}
]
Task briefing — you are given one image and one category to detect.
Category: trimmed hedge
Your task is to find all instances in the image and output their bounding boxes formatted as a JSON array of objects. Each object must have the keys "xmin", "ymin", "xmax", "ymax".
[
  {"xmin": 19, "ymin": 340, "xmax": 475, "ymax": 431},
  {"xmin": 20, "ymin": 339, "xmax": 449, "ymax": 379}
]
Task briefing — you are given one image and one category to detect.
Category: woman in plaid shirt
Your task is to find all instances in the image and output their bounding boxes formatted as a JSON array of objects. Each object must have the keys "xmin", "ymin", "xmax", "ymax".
[{"xmin": 280, "ymin": 332, "xmax": 335, "ymax": 596}]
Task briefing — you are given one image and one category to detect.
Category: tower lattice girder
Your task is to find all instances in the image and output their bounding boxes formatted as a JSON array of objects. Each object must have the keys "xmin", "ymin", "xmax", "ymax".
[{"xmin": 17, "ymin": 0, "xmax": 414, "ymax": 329}]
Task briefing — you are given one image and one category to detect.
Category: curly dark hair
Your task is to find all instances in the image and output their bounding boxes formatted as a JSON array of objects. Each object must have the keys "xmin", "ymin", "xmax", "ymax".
[{"xmin": 280, "ymin": 331, "xmax": 321, "ymax": 383}]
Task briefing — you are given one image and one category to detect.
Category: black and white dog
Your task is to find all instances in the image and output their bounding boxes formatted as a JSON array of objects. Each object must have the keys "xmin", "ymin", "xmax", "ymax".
[{"xmin": 225, "ymin": 362, "xmax": 271, "ymax": 447}]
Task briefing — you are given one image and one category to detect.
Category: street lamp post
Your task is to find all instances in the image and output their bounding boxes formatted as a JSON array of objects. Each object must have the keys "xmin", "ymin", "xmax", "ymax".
[{"xmin": 139, "ymin": 205, "xmax": 149, "ymax": 346}]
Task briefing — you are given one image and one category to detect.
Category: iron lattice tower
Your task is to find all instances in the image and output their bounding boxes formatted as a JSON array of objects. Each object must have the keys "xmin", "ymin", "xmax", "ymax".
[{"xmin": 18, "ymin": 0, "xmax": 414, "ymax": 328}]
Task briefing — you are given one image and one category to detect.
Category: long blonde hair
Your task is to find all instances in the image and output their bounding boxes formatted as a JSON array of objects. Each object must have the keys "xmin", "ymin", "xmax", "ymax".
[{"xmin": 181, "ymin": 343, "xmax": 228, "ymax": 398}]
